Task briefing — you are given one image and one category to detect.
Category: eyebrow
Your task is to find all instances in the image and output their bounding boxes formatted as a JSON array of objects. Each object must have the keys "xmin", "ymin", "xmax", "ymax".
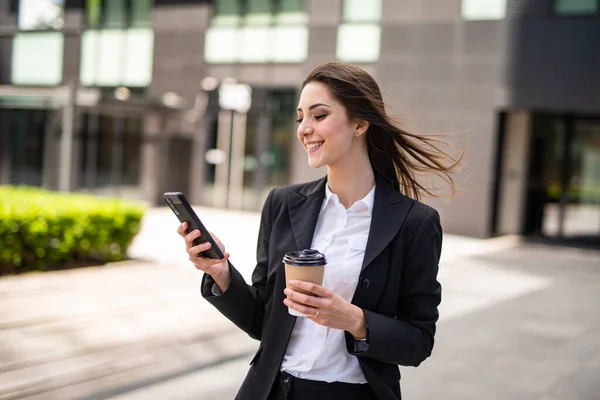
[{"xmin": 296, "ymin": 103, "xmax": 331, "ymax": 112}]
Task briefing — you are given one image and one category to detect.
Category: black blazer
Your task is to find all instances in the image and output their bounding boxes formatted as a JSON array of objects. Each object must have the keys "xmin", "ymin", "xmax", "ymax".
[{"xmin": 201, "ymin": 174, "xmax": 442, "ymax": 400}]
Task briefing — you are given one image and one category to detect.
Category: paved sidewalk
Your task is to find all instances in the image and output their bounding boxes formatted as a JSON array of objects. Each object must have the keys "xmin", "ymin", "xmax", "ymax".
[{"xmin": 0, "ymin": 206, "xmax": 598, "ymax": 400}]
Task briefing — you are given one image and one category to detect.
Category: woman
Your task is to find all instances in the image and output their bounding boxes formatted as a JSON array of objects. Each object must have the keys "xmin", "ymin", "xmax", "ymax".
[{"xmin": 177, "ymin": 62, "xmax": 461, "ymax": 400}]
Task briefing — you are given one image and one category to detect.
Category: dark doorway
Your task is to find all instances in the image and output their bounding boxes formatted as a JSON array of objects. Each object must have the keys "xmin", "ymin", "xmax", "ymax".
[
  {"xmin": 525, "ymin": 113, "xmax": 600, "ymax": 247},
  {"xmin": 7, "ymin": 108, "xmax": 47, "ymax": 186}
]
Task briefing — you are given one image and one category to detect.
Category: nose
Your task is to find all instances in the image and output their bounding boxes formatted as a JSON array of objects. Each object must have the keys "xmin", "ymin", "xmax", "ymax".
[{"xmin": 298, "ymin": 123, "xmax": 313, "ymax": 137}]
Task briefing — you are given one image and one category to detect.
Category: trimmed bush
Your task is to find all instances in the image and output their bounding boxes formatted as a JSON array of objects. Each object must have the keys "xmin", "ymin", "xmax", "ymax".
[{"xmin": 0, "ymin": 186, "xmax": 145, "ymax": 275}]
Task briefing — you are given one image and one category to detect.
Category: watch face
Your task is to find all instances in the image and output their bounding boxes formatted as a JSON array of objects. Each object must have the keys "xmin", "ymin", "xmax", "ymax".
[{"xmin": 354, "ymin": 338, "xmax": 369, "ymax": 353}]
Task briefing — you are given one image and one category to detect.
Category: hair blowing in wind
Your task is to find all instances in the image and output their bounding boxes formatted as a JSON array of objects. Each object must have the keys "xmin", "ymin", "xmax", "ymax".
[{"xmin": 302, "ymin": 62, "xmax": 463, "ymax": 201}]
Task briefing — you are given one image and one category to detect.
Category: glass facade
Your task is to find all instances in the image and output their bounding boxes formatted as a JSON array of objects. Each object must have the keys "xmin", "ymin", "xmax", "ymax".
[
  {"xmin": 336, "ymin": 0, "xmax": 381, "ymax": 63},
  {"xmin": 11, "ymin": 32, "xmax": 64, "ymax": 85},
  {"xmin": 205, "ymin": 0, "xmax": 308, "ymax": 63},
  {"xmin": 81, "ymin": 0, "xmax": 154, "ymax": 87},
  {"xmin": 17, "ymin": 0, "xmax": 65, "ymax": 30},
  {"xmin": 461, "ymin": 0, "xmax": 507, "ymax": 21},
  {"xmin": 555, "ymin": 0, "xmax": 599, "ymax": 15}
]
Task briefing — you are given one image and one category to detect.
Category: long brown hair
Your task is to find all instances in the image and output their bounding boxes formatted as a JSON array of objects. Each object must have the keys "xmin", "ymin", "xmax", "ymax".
[{"xmin": 302, "ymin": 62, "xmax": 463, "ymax": 201}]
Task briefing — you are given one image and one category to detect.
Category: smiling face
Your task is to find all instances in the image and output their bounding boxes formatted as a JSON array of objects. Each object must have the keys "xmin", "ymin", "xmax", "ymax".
[{"xmin": 296, "ymin": 82, "xmax": 368, "ymax": 169}]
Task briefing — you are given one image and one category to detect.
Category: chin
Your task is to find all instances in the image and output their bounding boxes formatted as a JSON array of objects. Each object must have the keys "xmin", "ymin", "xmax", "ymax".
[{"xmin": 307, "ymin": 157, "xmax": 325, "ymax": 169}]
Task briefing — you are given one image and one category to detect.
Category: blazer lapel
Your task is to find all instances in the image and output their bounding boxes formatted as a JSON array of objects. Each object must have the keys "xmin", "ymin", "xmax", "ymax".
[
  {"xmin": 288, "ymin": 177, "xmax": 327, "ymax": 251},
  {"xmin": 353, "ymin": 175, "xmax": 413, "ymax": 310},
  {"xmin": 361, "ymin": 175, "xmax": 410, "ymax": 271}
]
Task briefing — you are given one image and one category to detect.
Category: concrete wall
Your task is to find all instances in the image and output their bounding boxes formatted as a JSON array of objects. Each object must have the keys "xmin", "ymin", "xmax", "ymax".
[{"xmin": 367, "ymin": 1, "xmax": 508, "ymax": 237}]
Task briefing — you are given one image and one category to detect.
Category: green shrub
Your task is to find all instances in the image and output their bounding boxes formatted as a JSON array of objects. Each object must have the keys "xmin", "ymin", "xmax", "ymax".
[{"xmin": 0, "ymin": 186, "xmax": 145, "ymax": 275}]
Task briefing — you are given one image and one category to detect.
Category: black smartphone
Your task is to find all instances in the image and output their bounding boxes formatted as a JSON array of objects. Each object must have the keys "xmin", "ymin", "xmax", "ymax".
[{"xmin": 163, "ymin": 192, "xmax": 225, "ymax": 260}]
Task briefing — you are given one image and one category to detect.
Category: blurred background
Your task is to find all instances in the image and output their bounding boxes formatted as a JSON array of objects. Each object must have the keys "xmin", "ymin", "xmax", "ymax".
[
  {"xmin": 1, "ymin": 0, "xmax": 599, "ymax": 243},
  {"xmin": 1, "ymin": 1, "xmax": 600, "ymax": 399}
]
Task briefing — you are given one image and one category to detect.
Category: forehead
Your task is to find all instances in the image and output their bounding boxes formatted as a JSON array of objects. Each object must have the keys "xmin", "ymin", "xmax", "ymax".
[{"xmin": 297, "ymin": 82, "xmax": 337, "ymax": 109}]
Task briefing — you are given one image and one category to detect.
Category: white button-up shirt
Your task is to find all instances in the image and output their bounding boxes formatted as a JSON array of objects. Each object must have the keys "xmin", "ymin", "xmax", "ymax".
[{"xmin": 280, "ymin": 184, "xmax": 375, "ymax": 383}]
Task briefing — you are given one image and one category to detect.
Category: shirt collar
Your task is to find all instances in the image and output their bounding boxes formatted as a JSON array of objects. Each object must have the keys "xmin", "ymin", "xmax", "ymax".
[{"xmin": 322, "ymin": 184, "xmax": 376, "ymax": 216}]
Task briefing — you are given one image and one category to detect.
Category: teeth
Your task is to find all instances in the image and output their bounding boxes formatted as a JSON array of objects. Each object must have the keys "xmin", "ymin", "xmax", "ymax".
[{"xmin": 307, "ymin": 142, "xmax": 324, "ymax": 150}]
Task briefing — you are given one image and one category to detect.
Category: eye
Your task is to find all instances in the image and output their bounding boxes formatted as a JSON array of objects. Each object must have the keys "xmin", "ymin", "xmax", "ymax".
[
  {"xmin": 312, "ymin": 114, "xmax": 326, "ymax": 121},
  {"xmin": 295, "ymin": 117, "xmax": 303, "ymax": 124}
]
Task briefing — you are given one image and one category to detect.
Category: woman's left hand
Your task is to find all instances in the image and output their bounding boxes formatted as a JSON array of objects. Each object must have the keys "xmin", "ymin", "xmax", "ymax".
[{"xmin": 283, "ymin": 280, "xmax": 367, "ymax": 339}]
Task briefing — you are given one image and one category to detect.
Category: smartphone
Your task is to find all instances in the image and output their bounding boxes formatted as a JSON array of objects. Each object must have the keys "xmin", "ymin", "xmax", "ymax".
[{"xmin": 163, "ymin": 192, "xmax": 225, "ymax": 260}]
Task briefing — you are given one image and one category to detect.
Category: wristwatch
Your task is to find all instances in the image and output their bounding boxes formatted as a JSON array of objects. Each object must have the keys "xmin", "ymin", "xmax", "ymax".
[{"xmin": 353, "ymin": 325, "xmax": 370, "ymax": 353}]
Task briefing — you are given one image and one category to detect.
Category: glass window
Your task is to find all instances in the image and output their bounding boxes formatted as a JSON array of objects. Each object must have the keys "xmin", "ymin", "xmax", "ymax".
[
  {"xmin": 18, "ymin": 0, "xmax": 65, "ymax": 30},
  {"xmin": 204, "ymin": 26, "xmax": 238, "ymax": 63},
  {"xmin": 86, "ymin": 0, "xmax": 102, "ymax": 28},
  {"xmin": 96, "ymin": 30, "xmax": 126, "ymax": 85},
  {"xmin": 11, "ymin": 32, "xmax": 64, "ymax": 85},
  {"xmin": 245, "ymin": 0, "xmax": 272, "ymax": 24},
  {"xmin": 123, "ymin": 28, "xmax": 154, "ymax": 86},
  {"xmin": 131, "ymin": 0, "xmax": 152, "ymax": 27},
  {"xmin": 80, "ymin": 30, "xmax": 101, "ymax": 86},
  {"xmin": 213, "ymin": 0, "xmax": 241, "ymax": 25},
  {"xmin": 104, "ymin": 0, "xmax": 127, "ymax": 28},
  {"xmin": 239, "ymin": 26, "xmax": 270, "ymax": 62},
  {"xmin": 336, "ymin": 24, "xmax": 380, "ymax": 63},
  {"xmin": 80, "ymin": 29, "xmax": 154, "ymax": 86},
  {"xmin": 555, "ymin": 0, "xmax": 599, "ymax": 14},
  {"xmin": 461, "ymin": 0, "xmax": 507, "ymax": 21},
  {"xmin": 343, "ymin": 0, "xmax": 381, "ymax": 22},
  {"xmin": 276, "ymin": 0, "xmax": 307, "ymax": 24},
  {"xmin": 271, "ymin": 26, "xmax": 308, "ymax": 62}
]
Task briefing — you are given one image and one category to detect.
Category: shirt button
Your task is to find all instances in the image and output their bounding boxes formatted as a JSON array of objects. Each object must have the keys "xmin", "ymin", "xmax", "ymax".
[
  {"xmin": 362, "ymin": 278, "xmax": 370, "ymax": 289},
  {"xmin": 283, "ymin": 376, "xmax": 290, "ymax": 383}
]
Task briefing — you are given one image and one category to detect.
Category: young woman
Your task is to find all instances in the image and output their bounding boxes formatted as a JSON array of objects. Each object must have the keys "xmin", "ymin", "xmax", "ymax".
[{"xmin": 177, "ymin": 62, "xmax": 461, "ymax": 400}]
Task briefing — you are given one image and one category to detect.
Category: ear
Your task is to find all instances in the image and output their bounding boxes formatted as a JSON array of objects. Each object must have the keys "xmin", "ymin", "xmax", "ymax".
[{"xmin": 355, "ymin": 119, "xmax": 370, "ymax": 136}]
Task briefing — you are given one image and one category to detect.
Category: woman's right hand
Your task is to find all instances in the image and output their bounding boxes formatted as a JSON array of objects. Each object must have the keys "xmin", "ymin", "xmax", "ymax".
[{"xmin": 177, "ymin": 222, "xmax": 231, "ymax": 291}]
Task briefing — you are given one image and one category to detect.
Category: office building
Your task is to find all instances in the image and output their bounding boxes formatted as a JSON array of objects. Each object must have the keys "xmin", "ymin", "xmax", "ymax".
[{"xmin": 0, "ymin": 0, "xmax": 599, "ymax": 244}]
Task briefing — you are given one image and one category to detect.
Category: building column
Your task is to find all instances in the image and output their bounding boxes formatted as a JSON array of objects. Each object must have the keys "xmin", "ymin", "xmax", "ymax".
[
  {"xmin": 0, "ymin": 110, "xmax": 10, "ymax": 185},
  {"xmin": 140, "ymin": 112, "xmax": 164, "ymax": 205}
]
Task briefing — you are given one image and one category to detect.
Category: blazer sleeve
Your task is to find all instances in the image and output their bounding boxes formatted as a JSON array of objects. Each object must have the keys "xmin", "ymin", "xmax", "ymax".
[
  {"xmin": 200, "ymin": 188, "xmax": 275, "ymax": 341},
  {"xmin": 346, "ymin": 207, "xmax": 442, "ymax": 367}
]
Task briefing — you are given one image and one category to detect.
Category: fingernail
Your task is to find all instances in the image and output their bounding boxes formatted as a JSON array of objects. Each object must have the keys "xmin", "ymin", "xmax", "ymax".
[
  {"xmin": 289, "ymin": 280, "xmax": 297, "ymax": 286},
  {"xmin": 283, "ymin": 288, "xmax": 289, "ymax": 295}
]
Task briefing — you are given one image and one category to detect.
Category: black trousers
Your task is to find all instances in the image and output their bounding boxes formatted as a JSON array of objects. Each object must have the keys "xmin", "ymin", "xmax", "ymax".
[{"xmin": 268, "ymin": 371, "xmax": 377, "ymax": 400}]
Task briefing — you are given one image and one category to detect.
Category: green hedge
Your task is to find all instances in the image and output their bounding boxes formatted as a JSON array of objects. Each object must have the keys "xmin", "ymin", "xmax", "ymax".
[{"xmin": 0, "ymin": 186, "xmax": 145, "ymax": 275}]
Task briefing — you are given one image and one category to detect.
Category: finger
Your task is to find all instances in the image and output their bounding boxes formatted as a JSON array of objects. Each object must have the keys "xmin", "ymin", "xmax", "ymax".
[
  {"xmin": 284, "ymin": 288, "xmax": 328, "ymax": 309},
  {"xmin": 288, "ymin": 280, "xmax": 331, "ymax": 297},
  {"xmin": 176, "ymin": 222, "xmax": 188, "ymax": 237},
  {"xmin": 283, "ymin": 298, "xmax": 318, "ymax": 317},
  {"xmin": 188, "ymin": 241, "xmax": 212, "ymax": 257},
  {"xmin": 184, "ymin": 229, "xmax": 201, "ymax": 249},
  {"xmin": 192, "ymin": 256, "xmax": 227, "ymax": 272}
]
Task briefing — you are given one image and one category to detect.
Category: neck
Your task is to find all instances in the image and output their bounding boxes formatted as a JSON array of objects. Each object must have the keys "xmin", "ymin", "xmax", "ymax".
[{"xmin": 326, "ymin": 150, "xmax": 375, "ymax": 209}]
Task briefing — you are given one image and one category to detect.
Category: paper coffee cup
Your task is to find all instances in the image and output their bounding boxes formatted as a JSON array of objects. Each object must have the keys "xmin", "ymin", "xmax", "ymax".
[{"xmin": 283, "ymin": 249, "xmax": 327, "ymax": 317}]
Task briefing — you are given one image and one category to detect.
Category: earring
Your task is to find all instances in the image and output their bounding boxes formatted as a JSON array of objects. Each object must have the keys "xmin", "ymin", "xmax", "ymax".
[{"xmin": 355, "ymin": 132, "xmax": 360, "ymax": 140}]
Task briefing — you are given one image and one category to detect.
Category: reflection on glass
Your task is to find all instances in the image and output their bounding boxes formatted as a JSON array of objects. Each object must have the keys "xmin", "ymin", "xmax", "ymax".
[
  {"xmin": 8, "ymin": 109, "xmax": 47, "ymax": 186},
  {"xmin": 11, "ymin": 32, "xmax": 64, "ymax": 85},
  {"xmin": 18, "ymin": 0, "xmax": 64, "ymax": 30},
  {"xmin": 461, "ymin": 0, "xmax": 507, "ymax": 21},
  {"xmin": 555, "ymin": 0, "xmax": 599, "ymax": 15},
  {"xmin": 563, "ymin": 121, "xmax": 600, "ymax": 238},
  {"xmin": 86, "ymin": 0, "xmax": 102, "ymax": 28},
  {"xmin": 131, "ymin": 0, "xmax": 152, "ymax": 27},
  {"xmin": 343, "ymin": 0, "xmax": 382, "ymax": 22},
  {"xmin": 541, "ymin": 119, "xmax": 565, "ymax": 237},
  {"xmin": 336, "ymin": 24, "xmax": 381, "ymax": 63},
  {"xmin": 104, "ymin": 0, "xmax": 127, "ymax": 29}
]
